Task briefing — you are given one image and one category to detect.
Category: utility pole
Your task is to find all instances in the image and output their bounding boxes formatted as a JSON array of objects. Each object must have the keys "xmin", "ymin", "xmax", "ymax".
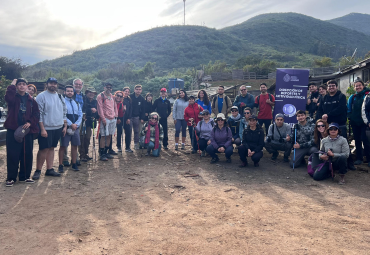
[{"xmin": 183, "ymin": 0, "xmax": 186, "ymax": 25}]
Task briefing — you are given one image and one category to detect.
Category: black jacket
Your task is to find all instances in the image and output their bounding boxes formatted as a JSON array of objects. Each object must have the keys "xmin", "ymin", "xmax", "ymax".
[
  {"xmin": 130, "ymin": 93, "xmax": 145, "ymax": 119},
  {"xmin": 83, "ymin": 96, "xmax": 98, "ymax": 128},
  {"xmin": 123, "ymin": 97, "xmax": 132, "ymax": 120},
  {"xmin": 143, "ymin": 100, "xmax": 153, "ymax": 122},
  {"xmin": 316, "ymin": 90, "xmax": 347, "ymax": 126},
  {"xmin": 153, "ymin": 97, "xmax": 172, "ymax": 119},
  {"xmin": 306, "ymin": 90, "xmax": 319, "ymax": 114},
  {"xmin": 242, "ymin": 125, "xmax": 265, "ymax": 152}
]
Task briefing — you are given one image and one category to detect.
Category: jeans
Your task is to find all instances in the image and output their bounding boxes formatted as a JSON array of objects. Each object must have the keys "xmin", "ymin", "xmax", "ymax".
[
  {"xmin": 312, "ymin": 154, "xmax": 347, "ymax": 180},
  {"xmin": 159, "ymin": 118, "xmax": 168, "ymax": 147},
  {"xmin": 116, "ymin": 117, "xmax": 124, "ymax": 149},
  {"xmin": 188, "ymin": 125, "xmax": 198, "ymax": 151},
  {"xmin": 175, "ymin": 119, "xmax": 187, "ymax": 138},
  {"xmin": 258, "ymin": 119, "xmax": 272, "ymax": 134},
  {"xmin": 130, "ymin": 116, "xmax": 142, "ymax": 144},
  {"xmin": 238, "ymin": 144, "xmax": 263, "ymax": 163},
  {"xmin": 147, "ymin": 141, "xmax": 161, "ymax": 157},
  {"xmin": 79, "ymin": 126, "xmax": 92, "ymax": 159},
  {"xmin": 265, "ymin": 141, "xmax": 292, "ymax": 158},
  {"xmin": 206, "ymin": 145, "xmax": 233, "ymax": 159},
  {"xmin": 351, "ymin": 123, "xmax": 370, "ymax": 161},
  {"xmin": 124, "ymin": 118, "xmax": 132, "ymax": 149},
  {"xmin": 290, "ymin": 146, "xmax": 318, "ymax": 168}
]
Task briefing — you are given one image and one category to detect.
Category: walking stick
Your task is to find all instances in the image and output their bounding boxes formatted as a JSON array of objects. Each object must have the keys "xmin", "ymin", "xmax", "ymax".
[
  {"xmin": 293, "ymin": 125, "xmax": 297, "ymax": 172},
  {"xmin": 92, "ymin": 118, "xmax": 96, "ymax": 162},
  {"xmin": 121, "ymin": 119, "xmax": 124, "ymax": 154}
]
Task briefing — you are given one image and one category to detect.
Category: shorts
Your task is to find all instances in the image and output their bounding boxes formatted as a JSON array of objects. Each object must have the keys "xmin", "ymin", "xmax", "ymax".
[
  {"xmin": 38, "ymin": 127, "xmax": 63, "ymax": 150},
  {"xmin": 100, "ymin": 118, "xmax": 117, "ymax": 136},
  {"xmin": 60, "ymin": 130, "xmax": 81, "ymax": 147}
]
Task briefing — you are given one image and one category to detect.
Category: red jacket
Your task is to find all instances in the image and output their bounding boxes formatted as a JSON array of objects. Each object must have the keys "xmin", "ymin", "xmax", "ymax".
[
  {"xmin": 116, "ymin": 101, "xmax": 125, "ymax": 118},
  {"xmin": 184, "ymin": 103, "xmax": 203, "ymax": 126},
  {"xmin": 4, "ymin": 85, "xmax": 40, "ymax": 133}
]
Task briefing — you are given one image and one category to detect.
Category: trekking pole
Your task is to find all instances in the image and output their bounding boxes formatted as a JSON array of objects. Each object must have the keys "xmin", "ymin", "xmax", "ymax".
[
  {"xmin": 92, "ymin": 118, "xmax": 96, "ymax": 162},
  {"xmin": 293, "ymin": 126, "xmax": 297, "ymax": 172},
  {"xmin": 194, "ymin": 126, "xmax": 201, "ymax": 157},
  {"xmin": 121, "ymin": 120, "xmax": 124, "ymax": 155}
]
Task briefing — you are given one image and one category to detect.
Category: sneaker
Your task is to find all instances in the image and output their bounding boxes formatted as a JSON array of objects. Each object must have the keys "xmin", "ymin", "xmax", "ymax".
[
  {"xmin": 76, "ymin": 160, "xmax": 81, "ymax": 166},
  {"xmin": 283, "ymin": 156, "xmax": 289, "ymax": 162},
  {"xmin": 164, "ymin": 146, "xmax": 169, "ymax": 150},
  {"xmin": 210, "ymin": 157, "xmax": 219, "ymax": 164},
  {"xmin": 58, "ymin": 164, "xmax": 64, "ymax": 173},
  {"xmin": 45, "ymin": 168, "xmax": 61, "ymax": 177},
  {"xmin": 63, "ymin": 161, "xmax": 71, "ymax": 167},
  {"xmin": 72, "ymin": 163, "xmax": 79, "ymax": 171},
  {"xmin": 117, "ymin": 147, "xmax": 122, "ymax": 152},
  {"xmin": 271, "ymin": 152, "xmax": 278, "ymax": 160},
  {"xmin": 106, "ymin": 153, "xmax": 114, "ymax": 159},
  {"xmin": 175, "ymin": 144, "xmax": 179, "ymax": 151},
  {"xmin": 6, "ymin": 180, "xmax": 14, "ymax": 187},
  {"xmin": 254, "ymin": 162, "xmax": 259, "ymax": 167},
  {"xmin": 226, "ymin": 157, "xmax": 231, "ymax": 163},
  {"xmin": 239, "ymin": 161, "xmax": 248, "ymax": 168},
  {"xmin": 108, "ymin": 149, "xmax": 118, "ymax": 155},
  {"xmin": 354, "ymin": 160, "xmax": 363, "ymax": 165},
  {"xmin": 134, "ymin": 143, "xmax": 140, "ymax": 150},
  {"xmin": 32, "ymin": 170, "xmax": 41, "ymax": 180},
  {"xmin": 191, "ymin": 150, "xmax": 197, "ymax": 154},
  {"xmin": 125, "ymin": 148, "xmax": 133, "ymax": 153},
  {"xmin": 100, "ymin": 154, "xmax": 108, "ymax": 161},
  {"xmin": 25, "ymin": 179, "xmax": 35, "ymax": 184},
  {"xmin": 201, "ymin": 151, "xmax": 206, "ymax": 157},
  {"xmin": 181, "ymin": 144, "xmax": 185, "ymax": 150}
]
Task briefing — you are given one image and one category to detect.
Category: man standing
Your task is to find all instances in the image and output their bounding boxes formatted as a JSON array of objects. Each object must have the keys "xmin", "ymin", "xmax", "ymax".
[
  {"xmin": 290, "ymin": 110, "xmax": 317, "ymax": 168},
  {"xmin": 306, "ymin": 82, "xmax": 319, "ymax": 118},
  {"xmin": 130, "ymin": 84, "xmax": 145, "ymax": 150},
  {"xmin": 211, "ymin": 85, "xmax": 232, "ymax": 117},
  {"xmin": 80, "ymin": 87, "xmax": 98, "ymax": 161},
  {"xmin": 58, "ymin": 85, "xmax": 83, "ymax": 172},
  {"xmin": 153, "ymin": 88, "xmax": 171, "ymax": 150},
  {"xmin": 33, "ymin": 78, "xmax": 67, "ymax": 179},
  {"xmin": 254, "ymin": 83, "xmax": 275, "ymax": 134},
  {"xmin": 115, "ymin": 91, "xmax": 125, "ymax": 152},
  {"xmin": 265, "ymin": 113, "xmax": 292, "ymax": 162},
  {"xmin": 97, "ymin": 83, "xmax": 118, "ymax": 161},
  {"xmin": 233, "ymin": 85, "xmax": 255, "ymax": 115}
]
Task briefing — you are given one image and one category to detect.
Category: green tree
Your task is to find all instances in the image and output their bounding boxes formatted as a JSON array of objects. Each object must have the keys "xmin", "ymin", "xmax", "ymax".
[
  {"xmin": 313, "ymin": 57, "xmax": 332, "ymax": 67},
  {"xmin": 0, "ymin": 76, "xmax": 11, "ymax": 107}
]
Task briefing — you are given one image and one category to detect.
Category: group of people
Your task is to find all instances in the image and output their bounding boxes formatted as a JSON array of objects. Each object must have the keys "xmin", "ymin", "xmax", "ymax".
[{"xmin": 4, "ymin": 77, "xmax": 370, "ymax": 187}]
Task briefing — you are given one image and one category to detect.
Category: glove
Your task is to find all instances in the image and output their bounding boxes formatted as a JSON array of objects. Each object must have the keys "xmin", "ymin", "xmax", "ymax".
[
  {"xmin": 240, "ymin": 102, "xmax": 246, "ymax": 107},
  {"xmin": 279, "ymin": 138, "xmax": 284, "ymax": 143},
  {"xmin": 266, "ymin": 137, "xmax": 272, "ymax": 143}
]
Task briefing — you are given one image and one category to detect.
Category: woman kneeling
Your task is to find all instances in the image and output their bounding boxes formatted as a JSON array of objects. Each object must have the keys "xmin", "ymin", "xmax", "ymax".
[{"xmin": 141, "ymin": 112, "xmax": 164, "ymax": 157}]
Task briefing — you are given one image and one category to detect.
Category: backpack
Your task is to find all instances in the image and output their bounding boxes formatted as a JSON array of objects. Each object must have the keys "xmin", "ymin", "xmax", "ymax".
[
  {"xmin": 307, "ymin": 152, "xmax": 333, "ymax": 179},
  {"xmin": 197, "ymin": 119, "xmax": 214, "ymax": 136},
  {"xmin": 213, "ymin": 95, "xmax": 229, "ymax": 111},
  {"xmin": 256, "ymin": 93, "xmax": 273, "ymax": 105}
]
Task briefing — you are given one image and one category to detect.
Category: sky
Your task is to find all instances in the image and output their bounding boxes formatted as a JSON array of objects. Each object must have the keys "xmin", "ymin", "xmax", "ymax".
[{"xmin": 1, "ymin": 0, "xmax": 369, "ymax": 65}]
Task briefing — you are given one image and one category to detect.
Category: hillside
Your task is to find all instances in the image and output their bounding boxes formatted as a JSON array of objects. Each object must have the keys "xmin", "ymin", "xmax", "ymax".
[
  {"xmin": 222, "ymin": 12, "xmax": 370, "ymax": 59},
  {"xmin": 328, "ymin": 13, "xmax": 370, "ymax": 36}
]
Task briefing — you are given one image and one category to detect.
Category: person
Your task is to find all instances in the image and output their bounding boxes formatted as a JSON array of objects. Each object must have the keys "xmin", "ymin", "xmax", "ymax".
[
  {"xmin": 140, "ymin": 112, "xmax": 164, "ymax": 157},
  {"xmin": 233, "ymin": 85, "xmax": 255, "ymax": 115},
  {"xmin": 238, "ymin": 114, "xmax": 265, "ymax": 167},
  {"xmin": 347, "ymin": 78, "xmax": 370, "ymax": 165},
  {"xmin": 184, "ymin": 95, "xmax": 204, "ymax": 153},
  {"xmin": 33, "ymin": 77, "xmax": 67, "ymax": 180},
  {"xmin": 254, "ymin": 83, "xmax": 275, "ymax": 134},
  {"xmin": 206, "ymin": 113, "xmax": 233, "ymax": 163},
  {"xmin": 5, "ymin": 78, "xmax": 40, "ymax": 187},
  {"xmin": 239, "ymin": 107, "xmax": 252, "ymax": 141},
  {"xmin": 313, "ymin": 123, "xmax": 350, "ymax": 184},
  {"xmin": 173, "ymin": 89, "xmax": 189, "ymax": 150},
  {"xmin": 153, "ymin": 88, "xmax": 171, "ymax": 150},
  {"xmin": 316, "ymin": 84, "xmax": 327, "ymax": 108},
  {"xmin": 58, "ymin": 85, "xmax": 83, "ymax": 172},
  {"xmin": 313, "ymin": 119, "xmax": 328, "ymax": 148},
  {"xmin": 97, "ymin": 83, "xmax": 118, "ymax": 161},
  {"xmin": 80, "ymin": 87, "xmax": 98, "ymax": 161},
  {"xmin": 114, "ymin": 91, "xmax": 125, "ymax": 152},
  {"xmin": 130, "ymin": 84, "xmax": 145, "ymax": 150},
  {"xmin": 122, "ymin": 87, "xmax": 133, "ymax": 152},
  {"xmin": 264, "ymin": 113, "xmax": 292, "ymax": 162},
  {"xmin": 290, "ymin": 110, "xmax": 318, "ymax": 168},
  {"xmin": 227, "ymin": 106, "xmax": 242, "ymax": 146},
  {"xmin": 306, "ymin": 82, "xmax": 319, "ymax": 118},
  {"xmin": 27, "ymin": 84, "xmax": 37, "ymax": 97},
  {"xmin": 211, "ymin": 86, "xmax": 232, "ymax": 117},
  {"xmin": 143, "ymin": 93, "xmax": 153, "ymax": 122},
  {"xmin": 196, "ymin": 89, "xmax": 212, "ymax": 113},
  {"xmin": 316, "ymin": 80, "xmax": 355, "ymax": 170},
  {"xmin": 195, "ymin": 110, "xmax": 214, "ymax": 157}
]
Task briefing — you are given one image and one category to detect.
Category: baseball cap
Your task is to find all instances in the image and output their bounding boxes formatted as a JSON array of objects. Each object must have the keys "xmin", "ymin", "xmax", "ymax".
[
  {"xmin": 216, "ymin": 113, "xmax": 226, "ymax": 120},
  {"xmin": 160, "ymin": 88, "xmax": 167, "ymax": 92},
  {"xmin": 231, "ymin": 106, "xmax": 238, "ymax": 111},
  {"xmin": 200, "ymin": 109, "xmax": 210, "ymax": 115},
  {"xmin": 46, "ymin": 77, "xmax": 58, "ymax": 83},
  {"xmin": 16, "ymin": 78, "xmax": 28, "ymax": 85},
  {"xmin": 328, "ymin": 123, "xmax": 339, "ymax": 129},
  {"xmin": 248, "ymin": 114, "xmax": 258, "ymax": 120}
]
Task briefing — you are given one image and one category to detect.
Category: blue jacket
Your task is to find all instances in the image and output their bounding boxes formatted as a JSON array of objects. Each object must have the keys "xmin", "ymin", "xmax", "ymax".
[
  {"xmin": 65, "ymin": 97, "xmax": 83, "ymax": 128},
  {"xmin": 233, "ymin": 93, "xmax": 255, "ymax": 114},
  {"xmin": 362, "ymin": 94, "xmax": 370, "ymax": 126},
  {"xmin": 239, "ymin": 117, "xmax": 249, "ymax": 141},
  {"xmin": 227, "ymin": 114, "xmax": 241, "ymax": 140},
  {"xmin": 196, "ymin": 99, "xmax": 212, "ymax": 114},
  {"xmin": 210, "ymin": 126, "xmax": 233, "ymax": 149}
]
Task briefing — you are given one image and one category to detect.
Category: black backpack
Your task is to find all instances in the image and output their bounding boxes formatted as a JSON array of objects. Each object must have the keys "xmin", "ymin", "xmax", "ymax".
[{"xmin": 256, "ymin": 93, "xmax": 273, "ymax": 105}]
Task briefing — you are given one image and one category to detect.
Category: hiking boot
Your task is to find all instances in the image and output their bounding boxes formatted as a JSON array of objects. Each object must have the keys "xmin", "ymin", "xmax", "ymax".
[
  {"xmin": 6, "ymin": 180, "xmax": 14, "ymax": 187},
  {"xmin": 175, "ymin": 144, "xmax": 179, "ymax": 151},
  {"xmin": 58, "ymin": 164, "xmax": 64, "ymax": 173},
  {"xmin": 239, "ymin": 161, "xmax": 248, "ymax": 168},
  {"xmin": 117, "ymin": 147, "xmax": 122, "ymax": 152},
  {"xmin": 125, "ymin": 148, "xmax": 133, "ymax": 153},
  {"xmin": 134, "ymin": 143, "xmax": 140, "ymax": 150},
  {"xmin": 164, "ymin": 146, "xmax": 169, "ymax": 150},
  {"xmin": 201, "ymin": 151, "xmax": 206, "ymax": 157},
  {"xmin": 210, "ymin": 157, "xmax": 219, "ymax": 164},
  {"xmin": 25, "ymin": 179, "xmax": 35, "ymax": 184},
  {"xmin": 45, "ymin": 168, "xmax": 61, "ymax": 177},
  {"xmin": 106, "ymin": 153, "xmax": 114, "ymax": 159},
  {"xmin": 226, "ymin": 157, "xmax": 231, "ymax": 163},
  {"xmin": 283, "ymin": 156, "xmax": 289, "ymax": 162},
  {"xmin": 72, "ymin": 163, "xmax": 79, "ymax": 171},
  {"xmin": 191, "ymin": 150, "xmax": 197, "ymax": 154},
  {"xmin": 100, "ymin": 154, "xmax": 108, "ymax": 161},
  {"xmin": 63, "ymin": 161, "xmax": 71, "ymax": 167},
  {"xmin": 181, "ymin": 144, "xmax": 185, "ymax": 150},
  {"xmin": 354, "ymin": 160, "xmax": 363, "ymax": 165},
  {"xmin": 348, "ymin": 161, "xmax": 356, "ymax": 170},
  {"xmin": 271, "ymin": 152, "xmax": 278, "ymax": 160},
  {"xmin": 108, "ymin": 149, "xmax": 118, "ymax": 155},
  {"xmin": 32, "ymin": 170, "xmax": 41, "ymax": 180},
  {"xmin": 254, "ymin": 162, "xmax": 259, "ymax": 167}
]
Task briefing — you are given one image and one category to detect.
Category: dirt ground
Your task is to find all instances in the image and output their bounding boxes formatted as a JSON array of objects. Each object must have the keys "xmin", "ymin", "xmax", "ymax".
[{"xmin": 1, "ymin": 118, "xmax": 370, "ymax": 255}]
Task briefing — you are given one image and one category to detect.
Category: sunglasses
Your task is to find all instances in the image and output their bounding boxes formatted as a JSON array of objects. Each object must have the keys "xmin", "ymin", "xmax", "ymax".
[
  {"xmin": 231, "ymin": 110, "xmax": 238, "ymax": 112},
  {"xmin": 329, "ymin": 128, "xmax": 338, "ymax": 131},
  {"xmin": 203, "ymin": 113, "xmax": 209, "ymax": 115},
  {"xmin": 151, "ymin": 117, "xmax": 158, "ymax": 120},
  {"xmin": 240, "ymin": 89, "xmax": 246, "ymax": 91},
  {"xmin": 317, "ymin": 125, "xmax": 325, "ymax": 128},
  {"xmin": 244, "ymin": 112, "xmax": 251, "ymax": 115},
  {"xmin": 217, "ymin": 118, "xmax": 224, "ymax": 121},
  {"xmin": 116, "ymin": 95, "xmax": 123, "ymax": 98}
]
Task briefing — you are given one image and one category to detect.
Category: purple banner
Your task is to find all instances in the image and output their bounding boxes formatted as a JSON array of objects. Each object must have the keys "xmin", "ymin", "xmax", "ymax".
[{"xmin": 273, "ymin": 69, "xmax": 309, "ymax": 126}]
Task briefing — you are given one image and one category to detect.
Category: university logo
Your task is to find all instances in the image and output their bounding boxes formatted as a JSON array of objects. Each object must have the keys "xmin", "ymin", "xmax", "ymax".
[
  {"xmin": 283, "ymin": 104, "xmax": 297, "ymax": 117},
  {"xmin": 283, "ymin": 74, "xmax": 291, "ymax": 82}
]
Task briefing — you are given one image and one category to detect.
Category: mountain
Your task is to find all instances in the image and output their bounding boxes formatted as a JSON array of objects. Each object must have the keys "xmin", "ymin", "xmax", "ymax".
[
  {"xmin": 222, "ymin": 12, "xmax": 370, "ymax": 59},
  {"xmin": 328, "ymin": 13, "xmax": 370, "ymax": 36}
]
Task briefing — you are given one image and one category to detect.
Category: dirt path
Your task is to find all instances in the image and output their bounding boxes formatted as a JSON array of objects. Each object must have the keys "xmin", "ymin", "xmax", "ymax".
[{"xmin": 1, "ymin": 119, "xmax": 370, "ymax": 254}]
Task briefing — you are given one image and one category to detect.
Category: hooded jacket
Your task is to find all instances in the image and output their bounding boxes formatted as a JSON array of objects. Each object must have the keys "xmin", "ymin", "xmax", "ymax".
[
  {"xmin": 83, "ymin": 96, "xmax": 98, "ymax": 128},
  {"xmin": 195, "ymin": 119, "xmax": 214, "ymax": 140},
  {"xmin": 184, "ymin": 103, "xmax": 203, "ymax": 126},
  {"xmin": 233, "ymin": 93, "xmax": 255, "ymax": 114},
  {"xmin": 347, "ymin": 87, "xmax": 370, "ymax": 126},
  {"xmin": 320, "ymin": 136, "xmax": 350, "ymax": 161},
  {"xmin": 173, "ymin": 98, "xmax": 189, "ymax": 120},
  {"xmin": 210, "ymin": 125, "xmax": 233, "ymax": 149},
  {"xmin": 239, "ymin": 117, "xmax": 249, "ymax": 140},
  {"xmin": 306, "ymin": 90, "xmax": 319, "ymax": 114},
  {"xmin": 316, "ymin": 90, "xmax": 347, "ymax": 126},
  {"xmin": 241, "ymin": 124, "xmax": 265, "ymax": 152},
  {"xmin": 362, "ymin": 94, "xmax": 370, "ymax": 126},
  {"xmin": 292, "ymin": 117, "xmax": 315, "ymax": 149},
  {"xmin": 227, "ymin": 114, "xmax": 242, "ymax": 139}
]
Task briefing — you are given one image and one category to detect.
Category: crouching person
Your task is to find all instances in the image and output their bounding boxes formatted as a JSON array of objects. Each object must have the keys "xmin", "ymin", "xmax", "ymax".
[
  {"xmin": 265, "ymin": 113, "xmax": 292, "ymax": 162},
  {"xmin": 141, "ymin": 112, "xmax": 163, "ymax": 157},
  {"xmin": 238, "ymin": 115, "xmax": 264, "ymax": 167},
  {"xmin": 195, "ymin": 110, "xmax": 214, "ymax": 156},
  {"xmin": 206, "ymin": 113, "xmax": 233, "ymax": 163},
  {"xmin": 58, "ymin": 86, "xmax": 83, "ymax": 173},
  {"xmin": 290, "ymin": 110, "xmax": 318, "ymax": 168},
  {"xmin": 5, "ymin": 79, "xmax": 40, "ymax": 187},
  {"xmin": 312, "ymin": 123, "xmax": 350, "ymax": 184},
  {"xmin": 228, "ymin": 106, "xmax": 242, "ymax": 146}
]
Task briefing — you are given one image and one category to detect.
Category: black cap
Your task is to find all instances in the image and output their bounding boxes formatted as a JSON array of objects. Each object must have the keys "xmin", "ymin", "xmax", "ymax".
[
  {"xmin": 16, "ymin": 78, "xmax": 28, "ymax": 85},
  {"xmin": 47, "ymin": 77, "xmax": 58, "ymax": 83},
  {"xmin": 248, "ymin": 114, "xmax": 258, "ymax": 120}
]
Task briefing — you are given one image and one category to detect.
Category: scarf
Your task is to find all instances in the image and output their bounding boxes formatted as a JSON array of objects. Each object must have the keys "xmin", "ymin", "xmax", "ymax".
[
  {"xmin": 145, "ymin": 120, "xmax": 160, "ymax": 149},
  {"xmin": 230, "ymin": 114, "xmax": 241, "ymax": 121},
  {"xmin": 329, "ymin": 135, "xmax": 340, "ymax": 142}
]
